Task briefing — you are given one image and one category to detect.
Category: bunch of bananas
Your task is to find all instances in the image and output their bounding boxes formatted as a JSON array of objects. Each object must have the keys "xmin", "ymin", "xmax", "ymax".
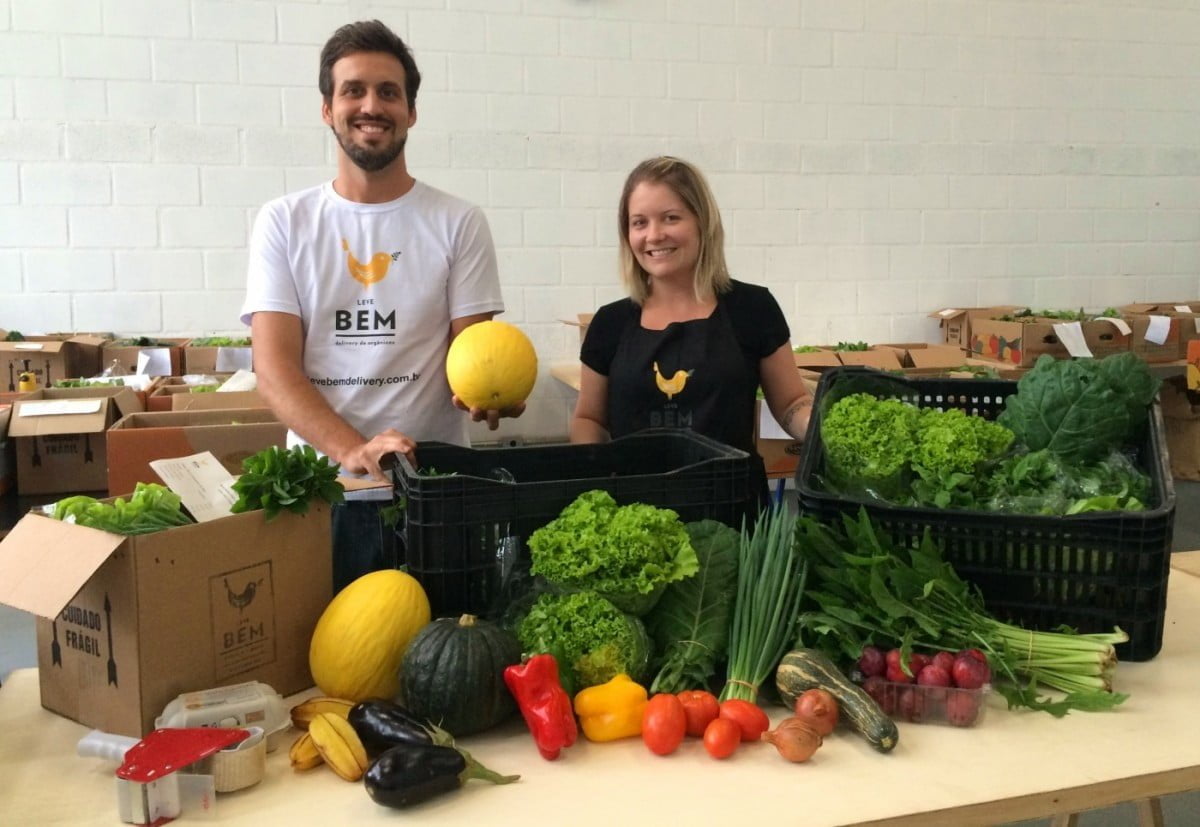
[{"xmin": 288, "ymin": 696, "xmax": 368, "ymax": 781}]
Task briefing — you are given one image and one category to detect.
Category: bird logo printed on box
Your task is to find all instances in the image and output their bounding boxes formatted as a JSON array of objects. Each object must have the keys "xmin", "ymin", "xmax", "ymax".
[{"xmin": 210, "ymin": 563, "xmax": 277, "ymax": 683}]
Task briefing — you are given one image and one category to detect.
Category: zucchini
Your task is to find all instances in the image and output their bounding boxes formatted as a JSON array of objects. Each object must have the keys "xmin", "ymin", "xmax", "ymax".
[{"xmin": 776, "ymin": 648, "xmax": 899, "ymax": 753}]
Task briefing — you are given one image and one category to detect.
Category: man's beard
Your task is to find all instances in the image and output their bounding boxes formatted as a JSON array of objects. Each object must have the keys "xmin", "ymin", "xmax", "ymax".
[{"xmin": 332, "ymin": 123, "xmax": 406, "ymax": 173}]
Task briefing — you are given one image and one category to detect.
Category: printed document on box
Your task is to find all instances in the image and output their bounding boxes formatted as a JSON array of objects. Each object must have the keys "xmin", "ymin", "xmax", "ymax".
[{"xmin": 149, "ymin": 452, "xmax": 239, "ymax": 523}]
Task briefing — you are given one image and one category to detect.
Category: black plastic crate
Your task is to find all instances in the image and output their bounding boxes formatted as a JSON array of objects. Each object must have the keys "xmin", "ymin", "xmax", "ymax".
[
  {"xmin": 796, "ymin": 367, "xmax": 1176, "ymax": 662},
  {"xmin": 393, "ymin": 429, "xmax": 752, "ymax": 619}
]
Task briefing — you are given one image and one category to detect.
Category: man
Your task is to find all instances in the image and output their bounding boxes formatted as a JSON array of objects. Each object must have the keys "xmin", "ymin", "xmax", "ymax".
[{"xmin": 241, "ymin": 20, "xmax": 522, "ymax": 591}]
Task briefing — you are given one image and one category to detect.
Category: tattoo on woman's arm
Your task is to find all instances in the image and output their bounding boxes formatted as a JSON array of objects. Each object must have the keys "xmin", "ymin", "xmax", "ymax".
[{"xmin": 782, "ymin": 398, "xmax": 813, "ymax": 438}]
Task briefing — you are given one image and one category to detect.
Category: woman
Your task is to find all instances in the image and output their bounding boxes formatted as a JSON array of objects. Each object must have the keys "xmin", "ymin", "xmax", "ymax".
[{"xmin": 570, "ymin": 156, "xmax": 813, "ymax": 505}]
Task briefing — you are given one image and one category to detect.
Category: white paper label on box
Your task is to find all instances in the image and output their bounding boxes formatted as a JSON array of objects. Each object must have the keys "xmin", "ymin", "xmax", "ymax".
[
  {"xmin": 218, "ymin": 369, "xmax": 257, "ymax": 392},
  {"xmin": 1144, "ymin": 315, "xmax": 1172, "ymax": 346},
  {"xmin": 1173, "ymin": 305, "xmax": 1192, "ymax": 313},
  {"xmin": 135, "ymin": 347, "xmax": 172, "ymax": 376},
  {"xmin": 937, "ymin": 308, "xmax": 959, "ymax": 317},
  {"xmin": 215, "ymin": 347, "xmax": 253, "ymax": 372},
  {"xmin": 13, "ymin": 343, "xmax": 44, "ymax": 351},
  {"xmin": 149, "ymin": 452, "xmax": 239, "ymax": 523},
  {"xmin": 757, "ymin": 402, "xmax": 791, "ymax": 441},
  {"xmin": 18, "ymin": 399, "xmax": 103, "ymax": 417},
  {"xmin": 1094, "ymin": 316, "xmax": 1132, "ymax": 336},
  {"xmin": 1053, "ymin": 322, "xmax": 1093, "ymax": 358}
]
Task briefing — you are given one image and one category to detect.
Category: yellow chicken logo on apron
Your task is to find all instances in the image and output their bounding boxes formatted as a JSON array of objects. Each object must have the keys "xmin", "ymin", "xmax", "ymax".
[
  {"xmin": 342, "ymin": 239, "xmax": 392, "ymax": 286},
  {"xmin": 653, "ymin": 362, "xmax": 693, "ymax": 400}
]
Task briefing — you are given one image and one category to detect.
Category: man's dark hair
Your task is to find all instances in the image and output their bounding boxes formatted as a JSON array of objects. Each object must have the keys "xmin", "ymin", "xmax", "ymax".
[{"xmin": 319, "ymin": 20, "xmax": 421, "ymax": 108}]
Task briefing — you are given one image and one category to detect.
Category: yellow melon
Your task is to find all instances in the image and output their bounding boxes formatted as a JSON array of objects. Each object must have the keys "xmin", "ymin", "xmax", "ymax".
[
  {"xmin": 308, "ymin": 570, "xmax": 431, "ymax": 702},
  {"xmin": 446, "ymin": 320, "xmax": 538, "ymax": 410}
]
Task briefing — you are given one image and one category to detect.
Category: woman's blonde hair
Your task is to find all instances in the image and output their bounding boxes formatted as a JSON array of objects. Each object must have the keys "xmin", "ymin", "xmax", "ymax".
[{"xmin": 617, "ymin": 156, "xmax": 731, "ymax": 305}]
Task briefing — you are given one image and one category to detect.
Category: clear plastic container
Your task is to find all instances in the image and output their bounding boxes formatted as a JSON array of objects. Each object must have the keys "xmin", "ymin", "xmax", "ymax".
[{"xmin": 860, "ymin": 677, "xmax": 989, "ymax": 727}]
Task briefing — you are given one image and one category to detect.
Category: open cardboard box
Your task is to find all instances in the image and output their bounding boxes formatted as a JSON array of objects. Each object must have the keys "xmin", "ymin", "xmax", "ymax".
[
  {"xmin": 927, "ymin": 307, "xmax": 1022, "ymax": 350},
  {"xmin": 106, "ymin": 408, "xmax": 285, "ymax": 496},
  {"xmin": 7, "ymin": 387, "xmax": 144, "ymax": 495},
  {"xmin": 1120, "ymin": 303, "xmax": 1200, "ymax": 362},
  {"xmin": 101, "ymin": 337, "xmax": 190, "ymax": 377},
  {"xmin": 792, "ymin": 348, "xmax": 841, "ymax": 370},
  {"xmin": 560, "ymin": 313, "xmax": 594, "ymax": 345},
  {"xmin": 833, "ymin": 347, "xmax": 904, "ymax": 370},
  {"xmin": 0, "ymin": 333, "xmax": 106, "ymax": 392},
  {"xmin": 183, "ymin": 341, "xmax": 253, "ymax": 374},
  {"xmin": 0, "ymin": 497, "xmax": 332, "ymax": 737},
  {"xmin": 969, "ymin": 314, "xmax": 1131, "ymax": 367},
  {"xmin": 879, "ymin": 343, "xmax": 971, "ymax": 370}
]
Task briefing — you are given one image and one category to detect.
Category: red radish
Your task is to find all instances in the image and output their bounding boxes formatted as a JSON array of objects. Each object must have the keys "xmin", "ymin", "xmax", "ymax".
[
  {"xmin": 862, "ymin": 676, "xmax": 895, "ymax": 715},
  {"xmin": 886, "ymin": 663, "xmax": 913, "ymax": 684},
  {"xmin": 908, "ymin": 652, "xmax": 931, "ymax": 677},
  {"xmin": 931, "ymin": 651, "xmax": 956, "ymax": 674},
  {"xmin": 952, "ymin": 653, "xmax": 991, "ymax": 689},
  {"xmin": 916, "ymin": 665, "xmax": 952, "ymax": 688},
  {"xmin": 945, "ymin": 690, "xmax": 981, "ymax": 726},
  {"xmin": 897, "ymin": 687, "xmax": 926, "ymax": 723},
  {"xmin": 858, "ymin": 646, "xmax": 886, "ymax": 678},
  {"xmin": 957, "ymin": 648, "xmax": 988, "ymax": 664}
]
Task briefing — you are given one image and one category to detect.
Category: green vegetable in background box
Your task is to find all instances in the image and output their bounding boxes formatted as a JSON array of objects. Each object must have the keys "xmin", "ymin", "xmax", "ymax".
[
  {"xmin": 646, "ymin": 520, "xmax": 740, "ymax": 694},
  {"xmin": 527, "ymin": 490, "xmax": 698, "ymax": 615},
  {"xmin": 515, "ymin": 591, "xmax": 651, "ymax": 696},
  {"xmin": 189, "ymin": 336, "xmax": 251, "ymax": 347},
  {"xmin": 997, "ymin": 353, "xmax": 1160, "ymax": 465},
  {"xmin": 231, "ymin": 444, "xmax": 345, "ymax": 521},
  {"xmin": 51, "ymin": 483, "xmax": 194, "ymax": 535}
]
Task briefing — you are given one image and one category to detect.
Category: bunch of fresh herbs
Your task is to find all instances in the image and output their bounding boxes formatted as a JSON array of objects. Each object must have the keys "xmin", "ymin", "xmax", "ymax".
[{"xmin": 230, "ymin": 444, "xmax": 345, "ymax": 520}]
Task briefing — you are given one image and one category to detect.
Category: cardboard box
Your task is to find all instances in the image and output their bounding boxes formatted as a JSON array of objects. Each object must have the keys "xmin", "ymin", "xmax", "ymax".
[
  {"xmin": 833, "ymin": 347, "xmax": 904, "ymax": 370},
  {"xmin": 928, "ymin": 307, "xmax": 1022, "ymax": 350},
  {"xmin": 0, "ymin": 502, "xmax": 331, "ymax": 737},
  {"xmin": 1161, "ymin": 375, "xmax": 1200, "ymax": 481},
  {"xmin": 1121, "ymin": 303, "xmax": 1200, "ymax": 361},
  {"xmin": 7, "ymin": 387, "xmax": 144, "ymax": 495},
  {"xmin": 969, "ymin": 315, "xmax": 1130, "ymax": 367},
  {"xmin": 880, "ymin": 343, "xmax": 971, "ymax": 370},
  {"xmin": 170, "ymin": 389, "xmax": 265, "ymax": 412},
  {"xmin": 184, "ymin": 341, "xmax": 253, "ymax": 374},
  {"xmin": 101, "ymin": 337, "xmax": 190, "ymax": 377},
  {"xmin": 107, "ymin": 408, "xmax": 285, "ymax": 496},
  {"xmin": 561, "ymin": 313, "xmax": 594, "ymax": 345},
  {"xmin": 146, "ymin": 375, "xmax": 235, "ymax": 411},
  {"xmin": 792, "ymin": 348, "xmax": 842, "ymax": 370},
  {"xmin": 0, "ymin": 334, "xmax": 106, "ymax": 392}
]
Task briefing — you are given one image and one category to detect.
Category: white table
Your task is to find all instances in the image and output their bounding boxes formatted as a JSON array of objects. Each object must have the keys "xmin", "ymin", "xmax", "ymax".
[{"xmin": 3, "ymin": 556, "xmax": 1199, "ymax": 826}]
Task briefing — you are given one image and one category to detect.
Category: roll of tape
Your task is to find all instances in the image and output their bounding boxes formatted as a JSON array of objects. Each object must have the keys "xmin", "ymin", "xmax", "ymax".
[{"xmin": 210, "ymin": 727, "xmax": 267, "ymax": 793}]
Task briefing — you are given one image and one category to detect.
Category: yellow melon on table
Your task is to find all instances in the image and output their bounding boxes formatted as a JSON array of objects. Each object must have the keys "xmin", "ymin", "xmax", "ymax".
[
  {"xmin": 446, "ymin": 320, "xmax": 538, "ymax": 410},
  {"xmin": 308, "ymin": 570, "xmax": 431, "ymax": 702}
]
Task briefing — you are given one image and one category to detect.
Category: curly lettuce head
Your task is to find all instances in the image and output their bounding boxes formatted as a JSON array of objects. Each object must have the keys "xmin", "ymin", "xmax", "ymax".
[
  {"xmin": 516, "ymin": 591, "xmax": 650, "ymax": 695},
  {"xmin": 822, "ymin": 393, "xmax": 918, "ymax": 480},
  {"xmin": 528, "ymin": 490, "xmax": 698, "ymax": 604},
  {"xmin": 913, "ymin": 408, "xmax": 1014, "ymax": 476}
]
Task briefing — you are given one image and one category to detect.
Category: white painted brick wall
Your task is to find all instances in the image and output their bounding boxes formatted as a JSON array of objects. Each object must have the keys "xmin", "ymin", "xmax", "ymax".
[{"xmin": 0, "ymin": 0, "xmax": 1197, "ymax": 439}]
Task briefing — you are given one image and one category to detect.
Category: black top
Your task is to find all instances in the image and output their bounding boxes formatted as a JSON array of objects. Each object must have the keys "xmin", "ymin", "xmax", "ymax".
[{"xmin": 580, "ymin": 280, "xmax": 790, "ymax": 456}]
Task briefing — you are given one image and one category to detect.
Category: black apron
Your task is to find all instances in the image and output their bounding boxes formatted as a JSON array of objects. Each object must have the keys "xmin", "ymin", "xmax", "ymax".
[{"xmin": 607, "ymin": 302, "xmax": 769, "ymax": 507}]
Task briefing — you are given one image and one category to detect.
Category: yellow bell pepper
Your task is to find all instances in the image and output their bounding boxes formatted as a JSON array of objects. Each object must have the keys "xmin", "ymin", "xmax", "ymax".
[{"xmin": 572, "ymin": 674, "xmax": 648, "ymax": 742}]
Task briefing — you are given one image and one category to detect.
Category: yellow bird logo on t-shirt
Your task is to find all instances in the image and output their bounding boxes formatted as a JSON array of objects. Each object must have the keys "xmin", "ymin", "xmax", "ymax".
[
  {"xmin": 653, "ymin": 361, "xmax": 693, "ymax": 400},
  {"xmin": 342, "ymin": 239, "xmax": 391, "ymax": 286}
]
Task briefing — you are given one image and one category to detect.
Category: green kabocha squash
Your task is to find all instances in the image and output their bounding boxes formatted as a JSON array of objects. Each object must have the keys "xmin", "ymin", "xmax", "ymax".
[{"xmin": 399, "ymin": 614, "xmax": 522, "ymax": 737}]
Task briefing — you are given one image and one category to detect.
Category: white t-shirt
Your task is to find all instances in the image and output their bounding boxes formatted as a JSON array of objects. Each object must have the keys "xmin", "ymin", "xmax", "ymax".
[{"xmin": 241, "ymin": 180, "xmax": 504, "ymax": 451}]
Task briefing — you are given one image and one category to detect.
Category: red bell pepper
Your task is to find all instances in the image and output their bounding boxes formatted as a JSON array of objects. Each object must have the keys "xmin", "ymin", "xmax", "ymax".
[{"xmin": 503, "ymin": 654, "xmax": 578, "ymax": 761}]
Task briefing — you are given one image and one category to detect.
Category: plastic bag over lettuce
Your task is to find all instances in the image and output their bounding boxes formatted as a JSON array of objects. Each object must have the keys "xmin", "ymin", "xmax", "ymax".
[{"xmin": 527, "ymin": 490, "xmax": 698, "ymax": 615}]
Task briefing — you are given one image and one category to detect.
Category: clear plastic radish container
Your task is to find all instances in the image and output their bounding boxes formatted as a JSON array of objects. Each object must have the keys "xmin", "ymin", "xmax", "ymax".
[{"xmin": 854, "ymin": 645, "xmax": 992, "ymax": 727}]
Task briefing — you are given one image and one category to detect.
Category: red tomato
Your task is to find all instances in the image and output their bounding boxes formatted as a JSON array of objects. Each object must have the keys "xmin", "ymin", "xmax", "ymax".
[
  {"xmin": 718, "ymin": 699, "xmax": 770, "ymax": 742},
  {"xmin": 676, "ymin": 690, "xmax": 720, "ymax": 738},
  {"xmin": 642, "ymin": 694, "xmax": 688, "ymax": 756},
  {"xmin": 702, "ymin": 717, "xmax": 741, "ymax": 759}
]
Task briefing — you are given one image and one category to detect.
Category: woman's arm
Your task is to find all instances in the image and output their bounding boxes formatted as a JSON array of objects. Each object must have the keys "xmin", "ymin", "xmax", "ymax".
[
  {"xmin": 569, "ymin": 364, "xmax": 611, "ymax": 443},
  {"xmin": 760, "ymin": 342, "xmax": 814, "ymax": 441}
]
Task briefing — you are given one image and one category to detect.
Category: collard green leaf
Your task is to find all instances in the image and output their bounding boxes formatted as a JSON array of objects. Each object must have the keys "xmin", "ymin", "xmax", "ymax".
[
  {"xmin": 646, "ymin": 520, "xmax": 739, "ymax": 694},
  {"xmin": 996, "ymin": 353, "xmax": 1160, "ymax": 465}
]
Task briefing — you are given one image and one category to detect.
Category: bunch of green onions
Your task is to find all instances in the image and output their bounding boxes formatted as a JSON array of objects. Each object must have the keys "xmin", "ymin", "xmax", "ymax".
[{"xmin": 720, "ymin": 506, "xmax": 808, "ymax": 703}]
